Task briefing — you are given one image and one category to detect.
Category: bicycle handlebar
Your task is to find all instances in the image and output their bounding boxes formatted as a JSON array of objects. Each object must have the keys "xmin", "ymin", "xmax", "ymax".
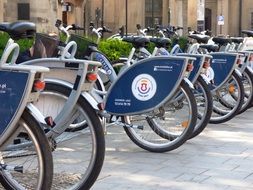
[
  {"xmin": 55, "ymin": 19, "xmax": 112, "ymax": 44},
  {"xmin": 55, "ymin": 19, "xmax": 84, "ymax": 33},
  {"xmin": 71, "ymin": 24, "xmax": 85, "ymax": 31},
  {"xmin": 0, "ymin": 42, "xmax": 20, "ymax": 66},
  {"xmin": 60, "ymin": 41, "xmax": 77, "ymax": 59}
]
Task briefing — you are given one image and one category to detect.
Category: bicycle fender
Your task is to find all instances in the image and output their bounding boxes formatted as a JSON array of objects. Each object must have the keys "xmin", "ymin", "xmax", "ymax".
[
  {"xmin": 44, "ymin": 78, "xmax": 74, "ymax": 88},
  {"xmin": 247, "ymin": 66, "xmax": 253, "ymax": 74},
  {"xmin": 27, "ymin": 103, "xmax": 47, "ymax": 124},
  {"xmin": 183, "ymin": 78, "xmax": 195, "ymax": 89},
  {"xmin": 234, "ymin": 68, "xmax": 242, "ymax": 77},
  {"xmin": 44, "ymin": 79, "xmax": 100, "ymax": 110},
  {"xmin": 81, "ymin": 92, "xmax": 100, "ymax": 110},
  {"xmin": 200, "ymin": 74, "xmax": 210, "ymax": 84}
]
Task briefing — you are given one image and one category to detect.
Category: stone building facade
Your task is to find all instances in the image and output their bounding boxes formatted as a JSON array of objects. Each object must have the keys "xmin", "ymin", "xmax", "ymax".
[
  {"xmin": 205, "ymin": 0, "xmax": 247, "ymax": 36},
  {"xmin": 0, "ymin": 0, "xmax": 85, "ymax": 33},
  {"xmin": 84, "ymin": 0, "xmax": 197, "ymax": 35},
  {"xmin": 0, "ymin": 0, "xmax": 253, "ymax": 36}
]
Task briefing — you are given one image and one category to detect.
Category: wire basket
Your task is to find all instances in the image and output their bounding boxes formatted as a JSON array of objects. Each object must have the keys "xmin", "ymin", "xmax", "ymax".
[
  {"xmin": 32, "ymin": 33, "xmax": 60, "ymax": 58},
  {"xmin": 68, "ymin": 34, "xmax": 97, "ymax": 59}
]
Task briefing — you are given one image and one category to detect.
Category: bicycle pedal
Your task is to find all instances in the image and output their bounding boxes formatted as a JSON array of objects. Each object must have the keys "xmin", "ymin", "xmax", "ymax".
[
  {"xmin": 109, "ymin": 115, "xmax": 120, "ymax": 123},
  {"xmin": 137, "ymin": 125, "xmax": 144, "ymax": 130},
  {"xmin": 98, "ymin": 111, "xmax": 111, "ymax": 119},
  {"xmin": 17, "ymin": 132, "xmax": 29, "ymax": 139},
  {"xmin": 123, "ymin": 123, "xmax": 144, "ymax": 130},
  {"xmin": 197, "ymin": 103, "xmax": 205, "ymax": 107},
  {"xmin": 14, "ymin": 166, "xmax": 23, "ymax": 173},
  {"xmin": 0, "ymin": 164, "xmax": 23, "ymax": 173},
  {"xmin": 13, "ymin": 138, "xmax": 21, "ymax": 144}
]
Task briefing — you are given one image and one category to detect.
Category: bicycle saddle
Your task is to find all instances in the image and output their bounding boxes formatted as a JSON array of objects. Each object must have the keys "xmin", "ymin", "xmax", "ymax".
[
  {"xmin": 149, "ymin": 37, "xmax": 171, "ymax": 48},
  {"xmin": 212, "ymin": 37, "xmax": 232, "ymax": 46},
  {"xmin": 102, "ymin": 26, "xmax": 112, "ymax": 33},
  {"xmin": 199, "ymin": 44, "xmax": 219, "ymax": 52},
  {"xmin": 188, "ymin": 34, "xmax": 210, "ymax": 44},
  {"xmin": 0, "ymin": 21, "xmax": 36, "ymax": 40},
  {"xmin": 122, "ymin": 36, "xmax": 150, "ymax": 48},
  {"xmin": 230, "ymin": 37, "xmax": 244, "ymax": 44},
  {"xmin": 241, "ymin": 30, "xmax": 253, "ymax": 37}
]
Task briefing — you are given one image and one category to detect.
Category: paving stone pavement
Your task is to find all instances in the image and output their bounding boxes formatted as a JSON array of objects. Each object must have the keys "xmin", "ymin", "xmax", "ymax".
[
  {"xmin": 1, "ymin": 109, "xmax": 253, "ymax": 190},
  {"xmin": 91, "ymin": 108, "xmax": 253, "ymax": 190}
]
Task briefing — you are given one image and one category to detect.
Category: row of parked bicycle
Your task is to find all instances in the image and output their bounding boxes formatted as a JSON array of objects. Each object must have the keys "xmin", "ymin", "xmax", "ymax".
[{"xmin": 0, "ymin": 20, "xmax": 253, "ymax": 190}]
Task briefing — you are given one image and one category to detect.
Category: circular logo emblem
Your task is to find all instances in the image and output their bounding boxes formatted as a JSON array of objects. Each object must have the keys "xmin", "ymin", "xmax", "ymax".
[{"xmin": 131, "ymin": 74, "xmax": 157, "ymax": 101}]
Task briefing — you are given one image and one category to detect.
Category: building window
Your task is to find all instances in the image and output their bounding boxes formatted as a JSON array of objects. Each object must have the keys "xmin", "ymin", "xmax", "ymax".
[
  {"xmin": 145, "ymin": 0, "xmax": 163, "ymax": 27},
  {"xmin": 145, "ymin": 0, "xmax": 162, "ymax": 12},
  {"xmin": 251, "ymin": 12, "xmax": 253, "ymax": 30},
  {"xmin": 18, "ymin": 3, "xmax": 30, "ymax": 20}
]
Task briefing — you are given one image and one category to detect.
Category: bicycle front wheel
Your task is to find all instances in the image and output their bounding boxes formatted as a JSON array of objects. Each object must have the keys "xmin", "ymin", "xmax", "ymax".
[
  {"xmin": 190, "ymin": 76, "xmax": 213, "ymax": 139},
  {"xmin": 122, "ymin": 80, "xmax": 197, "ymax": 153},
  {"xmin": 238, "ymin": 68, "xmax": 253, "ymax": 114},
  {"xmin": 210, "ymin": 71, "xmax": 244, "ymax": 124},
  {"xmin": 34, "ymin": 82, "xmax": 105, "ymax": 190},
  {"xmin": 0, "ymin": 108, "xmax": 53, "ymax": 190}
]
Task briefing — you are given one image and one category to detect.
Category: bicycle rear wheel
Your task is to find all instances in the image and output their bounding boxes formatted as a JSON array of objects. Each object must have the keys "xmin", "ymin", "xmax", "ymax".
[
  {"xmin": 122, "ymin": 80, "xmax": 197, "ymax": 153},
  {"xmin": 215, "ymin": 68, "xmax": 253, "ymax": 114},
  {"xmin": 189, "ymin": 75, "xmax": 213, "ymax": 139},
  {"xmin": 34, "ymin": 83, "xmax": 105, "ymax": 190},
  {"xmin": 237, "ymin": 68, "xmax": 253, "ymax": 114},
  {"xmin": 209, "ymin": 71, "xmax": 244, "ymax": 124},
  {"xmin": 0, "ymin": 108, "xmax": 53, "ymax": 190}
]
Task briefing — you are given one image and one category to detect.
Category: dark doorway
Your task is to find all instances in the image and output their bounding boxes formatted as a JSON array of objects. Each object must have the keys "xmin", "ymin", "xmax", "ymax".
[
  {"xmin": 62, "ymin": 3, "xmax": 72, "ymax": 25},
  {"xmin": 205, "ymin": 8, "xmax": 212, "ymax": 31},
  {"xmin": 62, "ymin": 11, "xmax": 67, "ymax": 25}
]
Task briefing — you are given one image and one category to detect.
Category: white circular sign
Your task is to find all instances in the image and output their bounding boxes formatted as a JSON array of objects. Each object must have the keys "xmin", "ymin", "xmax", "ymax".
[{"xmin": 131, "ymin": 74, "xmax": 157, "ymax": 101}]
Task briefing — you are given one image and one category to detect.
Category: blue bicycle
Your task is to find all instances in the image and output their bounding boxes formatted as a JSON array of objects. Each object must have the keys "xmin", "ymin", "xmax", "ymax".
[
  {"xmin": 59, "ymin": 23, "xmax": 198, "ymax": 153},
  {"xmin": 0, "ymin": 21, "xmax": 106, "ymax": 190},
  {"xmin": 0, "ymin": 24, "xmax": 53, "ymax": 189}
]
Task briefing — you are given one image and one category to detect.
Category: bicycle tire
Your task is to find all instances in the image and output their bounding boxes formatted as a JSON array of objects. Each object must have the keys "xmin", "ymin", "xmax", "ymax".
[
  {"xmin": 0, "ymin": 108, "xmax": 53, "ymax": 190},
  {"xmin": 34, "ymin": 83, "xmax": 105, "ymax": 190},
  {"xmin": 209, "ymin": 71, "xmax": 244, "ymax": 124},
  {"xmin": 122, "ymin": 80, "xmax": 197, "ymax": 153},
  {"xmin": 216, "ymin": 68, "xmax": 253, "ymax": 114},
  {"xmin": 189, "ymin": 75, "xmax": 213, "ymax": 139},
  {"xmin": 237, "ymin": 68, "xmax": 253, "ymax": 114}
]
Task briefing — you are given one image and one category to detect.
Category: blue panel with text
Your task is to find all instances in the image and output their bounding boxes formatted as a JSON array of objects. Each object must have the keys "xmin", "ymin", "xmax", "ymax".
[
  {"xmin": 105, "ymin": 56, "xmax": 187, "ymax": 115},
  {"xmin": 0, "ymin": 71, "xmax": 28, "ymax": 135}
]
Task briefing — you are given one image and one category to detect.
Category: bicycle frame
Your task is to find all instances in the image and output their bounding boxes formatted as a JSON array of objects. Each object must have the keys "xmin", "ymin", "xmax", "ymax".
[
  {"xmin": 2, "ymin": 25, "xmax": 103, "ymax": 141},
  {"xmin": 185, "ymin": 38, "xmax": 246, "ymax": 89},
  {"xmin": 3, "ymin": 36, "xmax": 102, "ymax": 138},
  {"xmin": 20, "ymin": 43, "xmax": 101, "ymax": 139},
  {"xmin": 56, "ymin": 23, "xmax": 197, "ymax": 124},
  {"xmin": 87, "ymin": 36, "xmax": 197, "ymax": 98},
  {"xmin": 0, "ymin": 40, "xmax": 49, "ymax": 148}
]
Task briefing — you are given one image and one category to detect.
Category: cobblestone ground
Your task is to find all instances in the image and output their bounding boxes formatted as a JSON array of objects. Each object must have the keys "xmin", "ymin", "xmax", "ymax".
[
  {"xmin": 1, "ymin": 108, "xmax": 253, "ymax": 190},
  {"xmin": 0, "ymin": 174, "xmax": 80, "ymax": 190},
  {"xmin": 92, "ymin": 108, "xmax": 253, "ymax": 190}
]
